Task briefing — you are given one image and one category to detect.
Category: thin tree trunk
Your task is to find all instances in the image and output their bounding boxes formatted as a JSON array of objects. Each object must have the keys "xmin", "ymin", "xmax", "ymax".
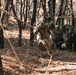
[
  {"xmin": 11, "ymin": 0, "xmax": 22, "ymax": 46},
  {"xmin": 44, "ymin": 0, "xmax": 46, "ymax": 22},
  {"xmin": 56, "ymin": 0, "xmax": 64, "ymax": 24},
  {"xmin": 70, "ymin": 0, "xmax": 74, "ymax": 27},
  {"xmin": 0, "ymin": 1, "xmax": 4, "ymax": 75},
  {"xmin": 58, "ymin": 0, "xmax": 64, "ymax": 16},
  {"xmin": 48, "ymin": 0, "xmax": 56, "ymax": 20},
  {"xmin": 41, "ymin": 0, "xmax": 46, "ymax": 22},
  {"xmin": 1, "ymin": 0, "xmax": 11, "ymax": 24},
  {"xmin": 24, "ymin": 0, "xmax": 28, "ymax": 25},
  {"xmin": 18, "ymin": 0, "xmax": 23, "ymax": 46},
  {"xmin": 0, "ymin": 0, "xmax": 1, "ymax": 17},
  {"xmin": 0, "ymin": 54, "xmax": 3, "ymax": 75},
  {"xmin": 22, "ymin": 0, "xmax": 28, "ymax": 29},
  {"xmin": 30, "ymin": 0, "xmax": 37, "ymax": 45},
  {"xmin": 16, "ymin": 0, "xmax": 19, "ymax": 12},
  {"xmin": 48, "ymin": 0, "xmax": 53, "ymax": 19},
  {"xmin": 53, "ymin": 0, "xmax": 56, "ymax": 19}
]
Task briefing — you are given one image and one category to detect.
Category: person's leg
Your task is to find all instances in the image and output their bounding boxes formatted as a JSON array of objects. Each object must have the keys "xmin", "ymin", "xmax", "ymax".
[
  {"xmin": 69, "ymin": 43, "xmax": 72, "ymax": 50},
  {"xmin": 73, "ymin": 43, "xmax": 76, "ymax": 51},
  {"xmin": 38, "ymin": 38, "xmax": 46, "ymax": 51},
  {"xmin": 39, "ymin": 41, "xmax": 46, "ymax": 51},
  {"xmin": 47, "ymin": 36, "xmax": 53, "ymax": 54}
]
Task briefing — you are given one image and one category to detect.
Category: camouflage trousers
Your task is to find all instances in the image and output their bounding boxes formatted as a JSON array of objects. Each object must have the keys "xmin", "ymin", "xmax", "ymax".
[{"xmin": 37, "ymin": 35, "xmax": 53, "ymax": 54}]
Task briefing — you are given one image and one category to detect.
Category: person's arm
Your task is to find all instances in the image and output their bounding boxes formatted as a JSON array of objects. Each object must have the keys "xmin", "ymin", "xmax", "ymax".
[{"xmin": 33, "ymin": 27, "xmax": 39, "ymax": 40}]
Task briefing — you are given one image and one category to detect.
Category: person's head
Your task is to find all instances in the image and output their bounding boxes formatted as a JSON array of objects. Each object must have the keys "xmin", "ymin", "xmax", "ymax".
[
  {"xmin": 69, "ymin": 26, "xmax": 73, "ymax": 31},
  {"xmin": 55, "ymin": 25, "xmax": 60, "ymax": 30},
  {"xmin": 48, "ymin": 21, "xmax": 55, "ymax": 29},
  {"xmin": 41, "ymin": 22, "xmax": 45, "ymax": 28},
  {"xmin": 47, "ymin": 17, "xmax": 53, "ymax": 22}
]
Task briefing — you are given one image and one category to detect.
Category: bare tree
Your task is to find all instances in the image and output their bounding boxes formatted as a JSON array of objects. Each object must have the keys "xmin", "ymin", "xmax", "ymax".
[
  {"xmin": 0, "ymin": 54, "xmax": 3, "ymax": 75},
  {"xmin": 70, "ymin": 0, "xmax": 74, "ymax": 28},
  {"xmin": 30, "ymin": 0, "xmax": 37, "ymax": 45},
  {"xmin": 1, "ymin": 0, "xmax": 11, "ymax": 24},
  {"xmin": 0, "ymin": 0, "xmax": 4, "ymax": 75},
  {"xmin": 56, "ymin": 0, "xmax": 64, "ymax": 25},
  {"xmin": 22, "ymin": 0, "xmax": 28, "ymax": 29}
]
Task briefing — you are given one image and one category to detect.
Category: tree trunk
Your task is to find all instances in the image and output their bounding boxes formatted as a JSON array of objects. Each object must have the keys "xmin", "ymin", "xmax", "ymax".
[
  {"xmin": 41, "ymin": 0, "xmax": 46, "ymax": 22},
  {"xmin": 22, "ymin": 0, "xmax": 28, "ymax": 29},
  {"xmin": 0, "ymin": 54, "xmax": 3, "ymax": 75},
  {"xmin": 43, "ymin": 0, "xmax": 46, "ymax": 22},
  {"xmin": 70, "ymin": 0, "xmax": 74, "ymax": 28},
  {"xmin": 11, "ymin": 0, "xmax": 22, "ymax": 46},
  {"xmin": 58, "ymin": 0, "xmax": 64, "ymax": 16},
  {"xmin": 53, "ymin": 0, "xmax": 56, "ymax": 19},
  {"xmin": 1, "ymin": 0, "xmax": 11, "ymax": 24},
  {"xmin": 48, "ymin": 0, "xmax": 53, "ymax": 18},
  {"xmin": 56, "ymin": 0, "xmax": 64, "ymax": 24},
  {"xmin": 0, "ymin": 0, "xmax": 1, "ymax": 17},
  {"xmin": 0, "ymin": 0, "xmax": 4, "ymax": 49},
  {"xmin": 48, "ymin": 0, "xmax": 56, "ymax": 20},
  {"xmin": 18, "ymin": 0, "xmax": 23, "ymax": 46},
  {"xmin": 30, "ymin": 0, "xmax": 37, "ymax": 45},
  {"xmin": 24, "ymin": 0, "xmax": 28, "ymax": 26},
  {"xmin": 0, "ymin": 1, "xmax": 4, "ymax": 75}
]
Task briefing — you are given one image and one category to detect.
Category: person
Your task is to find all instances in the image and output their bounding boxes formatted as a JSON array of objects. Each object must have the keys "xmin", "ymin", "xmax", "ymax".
[
  {"xmin": 72, "ymin": 30, "xmax": 76, "ymax": 51},
  {"xmin": 66, "ymin": 26, "xmax": 74, "ymax": 50},
  {"xmin": 55, "ymin": 25, "xmax": 64, "ymax": 50},
  {"xmin": 46, "ymin": 16, "xmax": 55, "ymax": 29},
  {"xmin": 34, "ymin": 22, "xmax": 53, "ymax": 55}
]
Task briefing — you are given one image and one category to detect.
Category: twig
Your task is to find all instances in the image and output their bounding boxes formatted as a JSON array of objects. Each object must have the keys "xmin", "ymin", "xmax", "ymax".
[{"xmin": 45, "ymin": 54, "xmax": 53, "ymax": 75}]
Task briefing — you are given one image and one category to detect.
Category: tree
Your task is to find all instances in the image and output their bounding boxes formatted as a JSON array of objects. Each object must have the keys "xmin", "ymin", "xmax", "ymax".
[
  {"xmin": 23, "ymin": 0, "xmax": 28, "ymax": 29},
  {"xmin": 70, "ymin": 0, "xmax": 74, "ymax": 28},
  {"xmin": 56, "ymin": 0, "xmax": 64, "ymax": 25},
  {"xmin": 30, "ymin": 0, "xmax": 37, "ymax": 45},
  {"xmin": 43, "ymin": 0, "xmax": 47, "ymax": 22},
  {"xmin": 1, "ymin": 0, "xmax": 11, "ymax": 24},
  {"xmin": 0, "ymin": 0, "xmax": 4, "ymax": 75},
  {"xmin": 0, "ymin": 54, "xmax": 3, "ymax": 75}
]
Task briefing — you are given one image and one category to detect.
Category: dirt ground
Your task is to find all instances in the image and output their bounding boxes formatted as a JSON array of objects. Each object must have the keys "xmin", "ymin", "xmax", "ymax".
[{"xmin": 1, "ymin": 21, "xmax": 76, "ymax": 75}]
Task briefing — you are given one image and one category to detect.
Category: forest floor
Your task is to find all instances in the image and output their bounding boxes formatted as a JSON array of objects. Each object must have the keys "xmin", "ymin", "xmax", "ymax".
[{"xmin": 1, "ymin": 20, "xmax": 76, "ymax": 75}]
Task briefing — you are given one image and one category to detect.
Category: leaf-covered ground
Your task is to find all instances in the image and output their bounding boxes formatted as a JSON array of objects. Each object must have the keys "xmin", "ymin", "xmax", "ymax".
[{"xmin": 1, "ymin": 21, "xmax": 76, "ymax": 75}]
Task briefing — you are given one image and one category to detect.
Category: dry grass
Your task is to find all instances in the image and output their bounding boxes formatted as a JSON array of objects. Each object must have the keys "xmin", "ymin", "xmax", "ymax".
[{"xmin": 1, "ymin": 22, "xmax": 76, "ymax": 75}]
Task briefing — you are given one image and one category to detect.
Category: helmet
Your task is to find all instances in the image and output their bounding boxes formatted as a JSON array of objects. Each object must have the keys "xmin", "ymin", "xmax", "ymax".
[
  {"xmin": 41, "ymin": 22, "xmax": 45, "ymax": 25},
  {"xmin": 40, "ymin": 22, "xmax": 45, "ymax": 28},
  {"xmin": 55, "ymin": 25, "xmax": 59, "ymax": 28}
]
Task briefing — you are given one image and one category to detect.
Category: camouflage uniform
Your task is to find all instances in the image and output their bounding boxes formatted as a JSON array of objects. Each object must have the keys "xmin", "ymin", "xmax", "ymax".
[
  {"xmin": 55, "ymin": 26, "xmax": 64, "ymax": 50},
  {"xmin": 66, "ymin": 27, "xmax": 74, "ymax": 50},
  {"xmin": 72, "ymin": 30, "xmax": 76, "ymax": 51},
  {"xmin": 34, "ymin": 22, "xmax": 53, "ymax": 54}
]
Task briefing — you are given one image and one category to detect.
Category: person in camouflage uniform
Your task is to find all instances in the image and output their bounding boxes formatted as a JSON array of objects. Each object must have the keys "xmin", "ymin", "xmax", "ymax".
[
  {"xmin": 34, "ymin": 22, "xmax": 53, "ymax": 54},
  {"xmin": 66, "ymin": 26, "xmax": 74, "ymax": 50},
  {"xmin": 55, "ymin": 26, "xmax": 64, "ymax": 50},
  {"xmin": 66, "ymin": 26, "xmax": 76, "ymax": 51},
  {"xmin": 72, "ymin": 30, "xmax": 76, "ymax": 51}
]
